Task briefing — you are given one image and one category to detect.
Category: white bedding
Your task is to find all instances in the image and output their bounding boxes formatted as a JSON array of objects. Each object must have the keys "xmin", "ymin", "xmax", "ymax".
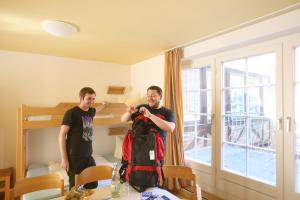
[
  {"xmin": 93, "ymin": 154, "xmax": 115, "ymax": 167},
  {"xmin": 26, "ymin": 155, "xmax": 116, "ymax": 179}
]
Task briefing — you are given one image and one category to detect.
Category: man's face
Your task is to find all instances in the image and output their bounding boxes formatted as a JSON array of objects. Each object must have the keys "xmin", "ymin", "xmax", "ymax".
[
  {"xmin": 81, "ymin": 93, "xmax": 96, "ymax": 108},
  {"xmin": 147, "ymin": 89, "xmax": 161, "ymax": 108}
]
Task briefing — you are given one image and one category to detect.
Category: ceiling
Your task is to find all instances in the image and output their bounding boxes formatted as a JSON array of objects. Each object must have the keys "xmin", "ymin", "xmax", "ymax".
[{"xmin": 0, "ymin": 0, "xmax": 300, "ymax": 65}]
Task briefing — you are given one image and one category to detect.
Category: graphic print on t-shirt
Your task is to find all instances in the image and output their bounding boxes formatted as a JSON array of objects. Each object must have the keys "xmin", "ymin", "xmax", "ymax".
[{"xmin": 82, "ymin": 116, "xmax": 93, "ymax": 142}]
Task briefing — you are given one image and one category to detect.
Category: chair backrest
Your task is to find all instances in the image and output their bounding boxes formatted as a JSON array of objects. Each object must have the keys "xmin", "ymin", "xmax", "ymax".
[
  {"xmin": 162, "ymin": 165, "xmax": 198, "ymax": 200},
  {"xmin": 13, "ymin": 174, "xmax": 64, "ymax": 199},
  {"xmin": 75, "ymin": 165, "xmax": 113, "ymax": 187},
  {"xmin": 0, "ymin": 167, "xmax": 14, "ymax": 188},
  {"xmin": 0, "ymin": 167, "xmax": 14, "ymax": 200},
  {"xmin": 0, "ymin": 176, "xmax": 10, "ymax": 200}
]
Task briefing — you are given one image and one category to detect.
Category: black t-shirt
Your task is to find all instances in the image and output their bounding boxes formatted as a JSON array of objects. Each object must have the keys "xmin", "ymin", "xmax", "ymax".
[
  {"xmin": 62, "ymin": 106, "xmax": 96, "ymax": 157},
  {"xmin": 131, "ymin": 104, "xmax": 176, "ymax": 144}
]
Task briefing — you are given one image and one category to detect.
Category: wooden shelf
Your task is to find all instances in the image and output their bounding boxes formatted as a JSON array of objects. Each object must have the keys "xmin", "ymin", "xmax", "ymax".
[{"xmin": 107, "ymin": 86, "xmax": 125, "ymax": 95}]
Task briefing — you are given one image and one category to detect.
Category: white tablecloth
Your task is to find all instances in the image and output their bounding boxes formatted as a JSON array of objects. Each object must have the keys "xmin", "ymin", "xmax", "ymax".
[{"xmin": 51, "ymin": 184, "xmax": 180, "ymax": 200}]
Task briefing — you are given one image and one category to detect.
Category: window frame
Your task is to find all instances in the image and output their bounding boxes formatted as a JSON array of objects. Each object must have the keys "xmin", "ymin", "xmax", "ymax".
[{"xmin": 182, "ymin": 56, "xmax": 216, "ymax": 175}]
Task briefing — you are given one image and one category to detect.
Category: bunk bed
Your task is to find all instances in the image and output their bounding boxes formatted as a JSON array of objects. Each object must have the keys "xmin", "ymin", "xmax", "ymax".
[{"xmin": 16, "ymin": 102, "xmax": 129, "ymax": 197}]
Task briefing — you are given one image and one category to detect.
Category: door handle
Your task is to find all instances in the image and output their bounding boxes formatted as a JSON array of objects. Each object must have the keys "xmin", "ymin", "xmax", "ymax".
[
  {"xmin": 277, "ymin": 118, "xmax": 283, "ymax": 131},
  {"xmin": 211, "ymin": 114, "xmax": 214, "ymax": 125},
  {"xmin": 286, "ymin": 116, "xmax": 292, "ymax": 132}
]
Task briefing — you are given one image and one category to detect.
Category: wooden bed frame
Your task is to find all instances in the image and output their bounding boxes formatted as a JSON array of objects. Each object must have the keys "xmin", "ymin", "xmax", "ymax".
[{"xmin": 16, "ymin": 102, "xmax": 129, "ymax": 179}]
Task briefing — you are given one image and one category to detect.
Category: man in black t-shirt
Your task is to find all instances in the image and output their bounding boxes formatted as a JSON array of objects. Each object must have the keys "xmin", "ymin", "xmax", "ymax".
[
  {"xmin": 58, "ymin": 87, "xmax": 107, "ymax": 190},
  {"xmin": 121, "ymin": 85, "xmax": 175, "ymax": 146}
]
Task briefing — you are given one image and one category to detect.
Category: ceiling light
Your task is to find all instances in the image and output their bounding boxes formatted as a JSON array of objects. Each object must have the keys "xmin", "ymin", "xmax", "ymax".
[{"xmin": 41, "ymin": 20, "xmax": 79, "ymax": 37}]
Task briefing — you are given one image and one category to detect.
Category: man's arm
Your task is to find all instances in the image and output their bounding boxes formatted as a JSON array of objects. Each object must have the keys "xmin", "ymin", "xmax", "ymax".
[
  {"xmin": 139, "ymin": 107, "xmax": 175, "ymax": 132},
  {"xmin": 149, "ymin": 114, "xmax": 175, "ymax": 132},
  {"xmin": 121, "ymin": 106, "xmax": 137, "ymax": 122},
  {"xmin": 58, "ymin": 125, "xmax": 70, "ymax": 171},
  {"xmin": 95, "ymin": 101, "xmax": 108, "ymax": 113}
]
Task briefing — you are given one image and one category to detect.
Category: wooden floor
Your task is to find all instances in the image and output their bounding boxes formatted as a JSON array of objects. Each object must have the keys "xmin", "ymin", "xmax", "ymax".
[{"xmin": 202, "ymin": 191, "xmax": 223, "ymax": 200}]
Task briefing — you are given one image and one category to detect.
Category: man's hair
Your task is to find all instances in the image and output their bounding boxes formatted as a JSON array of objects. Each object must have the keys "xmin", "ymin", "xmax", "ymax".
[
  {"xmin": 79, "ymin": 87, "xmax": 96, "ymax": 98},
  {"xmin": 147, "ymin": 85, "xmax": 162, "ymax": 97}
]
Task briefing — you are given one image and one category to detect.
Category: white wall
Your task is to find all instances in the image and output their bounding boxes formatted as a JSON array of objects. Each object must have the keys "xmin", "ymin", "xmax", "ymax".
[
  {"xmin": 0, "ymin": 50, "xmax": 131, "ymax": 168},
  {"xmin": 130, "ymin": 55, "xmax": 165, "ymax": 100}
]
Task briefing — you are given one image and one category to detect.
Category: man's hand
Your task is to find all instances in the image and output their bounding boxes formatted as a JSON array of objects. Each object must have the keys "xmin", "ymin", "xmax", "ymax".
[
  {"xmin": 101, "ymin": 101, "xmax": 109, "ymax": 109},
  {"xmin": 139, "ymin": 106, "xmax": 152, "ymax": 118},
  {"xmin": 61, "ymin": 158, "xmax": 69, "ymax": 172},
  {"xmin": 121, "ymin": 106, "xmax": 137, "ymax": 122},
  {"xmin": 128, "ymin": 106, "xmax": 138, "ymax": 114},
  {"xmin": 59, "ymin": 125, "xmax": 70, "ymax": 172},
  {"xmin": 96, "ymin": 101, "xmax": 109, "ymax": 112}
]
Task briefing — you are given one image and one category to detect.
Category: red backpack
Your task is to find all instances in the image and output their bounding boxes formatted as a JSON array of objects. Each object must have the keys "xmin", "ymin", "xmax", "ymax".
[{"xmin": 119, "ymin": 112, "xmax": 165, "ymax": 192}]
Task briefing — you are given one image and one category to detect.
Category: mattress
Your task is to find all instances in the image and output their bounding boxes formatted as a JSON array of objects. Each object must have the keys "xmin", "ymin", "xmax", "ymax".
[
  {"xmin": 93, "ymin": 154, "xmax": 120, "ymax": 167},
  {"xmin": 102, "ymin": 154, "xmax": 121, "ymax": 163},
  {"xmin": 26, "ymin": 163, "xmax": 49, "ymax": 178}
]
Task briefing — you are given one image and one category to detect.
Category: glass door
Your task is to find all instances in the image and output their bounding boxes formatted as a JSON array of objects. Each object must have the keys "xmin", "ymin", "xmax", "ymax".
[
  {"xmin": 215, "ymin": 42, "xmax": 283, "ymax": 198},
  {"xmin": 221, "ymin": 53, "xmax": 277, "ymax": 185},
  {"xmin": 284, "ymin": 35, "xmax": 300, "ymax": 200}
]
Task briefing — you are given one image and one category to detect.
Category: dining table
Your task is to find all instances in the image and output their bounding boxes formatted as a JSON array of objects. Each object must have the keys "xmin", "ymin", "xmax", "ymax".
[{"xmin": 51, "ymin": 183, "xmax": 181, "ymax": 200}]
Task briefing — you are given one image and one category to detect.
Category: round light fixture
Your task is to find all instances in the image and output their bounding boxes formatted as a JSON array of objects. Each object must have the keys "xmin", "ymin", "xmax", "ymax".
[{"xmin": 41, "ymin": 20, "xmax": 79, "ymax": 37}]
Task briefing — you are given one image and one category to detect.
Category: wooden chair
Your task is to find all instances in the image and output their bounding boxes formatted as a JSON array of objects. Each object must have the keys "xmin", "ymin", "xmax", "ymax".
[
  {"xmin": 162, "ymin": 165, "xmax": 202, "ymax": 200},
  {"xmin": 12, "ymin": 174, "xmax": 64, "ymax": 199},
  {"xmin": 75, "ymin": 165, "xmax": 113, "ymax": 187},
  {"xmin": 0, "ymin": 167, "xmax": 14, "ymax": 200}
]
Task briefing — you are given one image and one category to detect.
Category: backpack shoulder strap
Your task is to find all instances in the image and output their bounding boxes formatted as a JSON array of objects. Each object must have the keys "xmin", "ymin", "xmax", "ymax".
[{"xmin": 131, "ymin": 185, "xmax": 146, "ymax": 193}]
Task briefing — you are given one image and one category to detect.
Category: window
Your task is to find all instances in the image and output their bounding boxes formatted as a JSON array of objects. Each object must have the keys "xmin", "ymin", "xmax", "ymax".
[
  {"xmin": 221, "ymin": 53, "xmax": 277, "ymax": 185},
  {"xmin": 183, "ymin": 66, "xmax": 212, "ymax": 165}
]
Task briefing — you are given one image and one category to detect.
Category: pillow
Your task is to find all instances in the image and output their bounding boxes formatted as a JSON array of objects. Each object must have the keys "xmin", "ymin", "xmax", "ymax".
[
  {"xmin": 92, "ymin": 154, "xmax": 108, "ymax": 164},
  {"xmin": 48, "ymin": 161, "xmax": 69, "ymax": 188},
  {"xmin": 114, "ymin": 135, "xmax": 124, "ymax": 160}
]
